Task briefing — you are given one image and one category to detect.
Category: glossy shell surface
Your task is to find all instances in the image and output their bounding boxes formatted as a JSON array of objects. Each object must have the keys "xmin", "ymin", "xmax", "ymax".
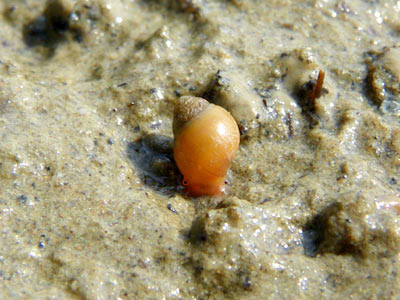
[{"xmin": 173, "ymin": 97, "xmax": 240, "ymax": 196}]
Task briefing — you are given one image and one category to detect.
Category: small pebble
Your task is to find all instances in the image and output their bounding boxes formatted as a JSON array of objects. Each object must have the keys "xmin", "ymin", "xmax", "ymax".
[{"xmin": 167, "ymin": 203, "xmax": 177, "ymax": 213}]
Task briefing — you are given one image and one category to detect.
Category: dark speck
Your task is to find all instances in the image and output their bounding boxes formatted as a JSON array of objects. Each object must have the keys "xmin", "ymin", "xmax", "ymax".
[
  {"xmin": 17, "ymin": 195, "xmax": 28, "ymax": 204},
  {"xmin": 238, "ymin": 124, "xmax": 248, "ymax": 135},
  {"xmin": 243, "ymin": 276, "xmax": 252, "ymax": 290},
  {"xmin": 107, "ymin": 138, "xmax": 115, "ymax": 145},
  {"xmin": 262, "ymin": 99, "xmax": 268, "ymax": 107},
  {"xmin": 117, "ymin": 82, "xmax": 127, "ymax": 87},
  {"xmin": 261, "ymin": 198, "xmax": 271, "ymax": 204},
  {"xmin": 74, "ymin": 31, "xmax": 83, "ymax": 43},
  {"xmin": 134, "ymin": 126, "xmax": 140, "ymax": 133},
  {"xmin": 38, "ymin": 242, "xmax": 45, "ymax": 249},
  {"xmin": 167, "ymin": 203, "xmax": 177, "ymax": 213},
  {"xmin": 390, "ymin": 178, "xmax": 397, "ymax": 185}
]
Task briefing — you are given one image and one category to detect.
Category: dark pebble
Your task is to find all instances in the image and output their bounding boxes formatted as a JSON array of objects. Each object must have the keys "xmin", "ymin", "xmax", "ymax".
[{"xmin": 167, "ymin": 203, "xmax": 177, "ymax": 213}]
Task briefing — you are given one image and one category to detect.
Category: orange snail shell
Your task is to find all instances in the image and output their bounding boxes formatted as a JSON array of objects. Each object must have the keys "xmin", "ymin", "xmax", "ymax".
[{"xmin": 173, "ymin": 96, "xmax": 240, "ymax": 196}]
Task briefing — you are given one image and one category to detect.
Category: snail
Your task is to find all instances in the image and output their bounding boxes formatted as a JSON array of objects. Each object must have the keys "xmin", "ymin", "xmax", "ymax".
[{"xmin": 173, "ymin": 96, "xmax": 240, "ymax": 196}]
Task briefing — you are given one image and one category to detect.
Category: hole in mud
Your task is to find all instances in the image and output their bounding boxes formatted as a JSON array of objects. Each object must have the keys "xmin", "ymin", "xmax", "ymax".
[{"xmin": 22, "ymin": 0, "xmax": 82, "ymax": 56}]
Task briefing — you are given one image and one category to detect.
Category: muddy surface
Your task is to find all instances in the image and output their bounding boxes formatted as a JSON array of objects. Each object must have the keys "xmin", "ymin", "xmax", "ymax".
[{"xmin": 1, "ymin": 0, "xmax": 400, "ymax": 299}]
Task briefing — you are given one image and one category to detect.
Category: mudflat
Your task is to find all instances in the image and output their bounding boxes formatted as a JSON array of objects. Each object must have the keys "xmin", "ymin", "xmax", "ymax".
[{"xmin": 0, "ymin": 0, "xmax": 400, "ymax": 299}]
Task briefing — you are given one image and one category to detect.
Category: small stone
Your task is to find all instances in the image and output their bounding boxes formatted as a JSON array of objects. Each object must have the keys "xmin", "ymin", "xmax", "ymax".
[{"xmin": 167, "ymin": 203, "xmax": 177, "ymax": 213}]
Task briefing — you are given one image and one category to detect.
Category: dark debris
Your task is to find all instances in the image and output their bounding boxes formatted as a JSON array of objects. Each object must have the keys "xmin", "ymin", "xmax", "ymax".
[
  {"xmin": 297, "ymin": 70, "xmax": 326, "ymax": 113},
  {"xmin": 17, "ymin": 195, "xmax": 28, "ymax": 204}
]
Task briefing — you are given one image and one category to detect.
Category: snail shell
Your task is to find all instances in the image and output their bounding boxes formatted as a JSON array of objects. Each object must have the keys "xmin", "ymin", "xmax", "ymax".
[{"xmin": 173, "ymin": 96, "xmax": 240, "ymax": 196}]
